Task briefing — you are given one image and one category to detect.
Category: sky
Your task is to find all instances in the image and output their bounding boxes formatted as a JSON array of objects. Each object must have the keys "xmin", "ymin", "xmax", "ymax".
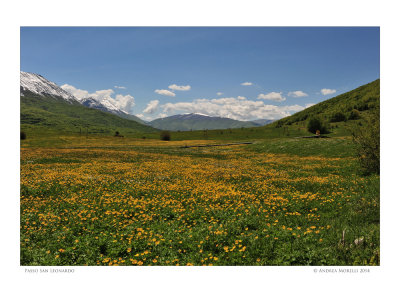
[{"xmin": 20, "ymin": 27, "xmax": 380, "ymax": 121}]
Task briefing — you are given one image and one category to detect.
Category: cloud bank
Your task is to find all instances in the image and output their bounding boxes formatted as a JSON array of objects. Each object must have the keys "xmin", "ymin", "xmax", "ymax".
[
  {"xmin": 241, "ymin": 82, "xmax": 253, "ymax": 86},
  {"xmin": 161, "ymin": 96, "xmax": 308, "ymax": 121}
]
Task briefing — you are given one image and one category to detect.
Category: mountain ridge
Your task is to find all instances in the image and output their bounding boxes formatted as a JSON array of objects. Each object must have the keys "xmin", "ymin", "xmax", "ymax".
[
  {"xmin": 20, "ymin": 71, "xmax": 78, "ymax": 104},
  {"xmin": 149, "ymin": 113, "xmax": 265, "ymax": 131}
]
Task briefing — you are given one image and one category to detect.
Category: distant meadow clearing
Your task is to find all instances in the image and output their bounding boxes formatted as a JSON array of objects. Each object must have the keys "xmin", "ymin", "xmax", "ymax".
[{"xmin": 20, "ymin": 137, "xmax": 379, "ymax": 266}]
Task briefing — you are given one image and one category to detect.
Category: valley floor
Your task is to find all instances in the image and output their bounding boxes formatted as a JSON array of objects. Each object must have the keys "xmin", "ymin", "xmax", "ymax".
[{"xmin": 20, "ymin": 136, "xmax": 379, "ymax": 266}]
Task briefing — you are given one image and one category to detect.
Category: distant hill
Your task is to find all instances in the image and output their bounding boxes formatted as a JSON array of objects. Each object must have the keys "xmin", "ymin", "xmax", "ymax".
[
  {"xmin": 270, "ymin": 79, "xmax": 380, "ymax": 128},
  {"xmin": 20, "ymin": 90, "xmax": 157, "ymax": 136},
  {"xmin": 148, "ymin": 113, "xmax": 260, "ymax": 131}
]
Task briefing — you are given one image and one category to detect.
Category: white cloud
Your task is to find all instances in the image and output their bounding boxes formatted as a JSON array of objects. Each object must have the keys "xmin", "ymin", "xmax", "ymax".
[
  {"xmin": 155, "ymin": 89, "xmax": 176, "ymax": 97},
  {"xmin": 161, "ymin": 97, "xmax": 308, "ymax": 121},
  {"xmin": 217, "ymin": 92, "xmax": 223, "ymax": 96},
  {"xmin": 257, "ymin": 92, "xmax": 286, "ymax": 102},
  {"xmin": 114, "ymin": 94, "xmax": 135, "ymax": 113},
  {"xmin": 288, "ymin": 90, "xmax": 308, "ymax": 97},
  {"xmin": 143, "ymin": 100, "xmax": 160, "ymax": 114},
  {"xmin": 168, "ymin": 84, "xmax": 191, "ymax": 91},
  {"xmin": 114, "ymin": 86, "xmax": 126, "ymax": 89},
  {"xmin": 61, "ymin": 84, "xmax": 90, "ymax": 99},
  {"xmin": 158, "ymin": 113, "xmax": 168, "ymax": 119},
  {"xmin": 321, "ymin": 88, "xmax": 336, "ymax": 95},
  {"xmin": 237, "ymin": 96, "xmax": 246, "ymax": 100},
  {"xmin": 136, "ymin": 114, "xmax": 152, "ymax": 121},
  {"xmin": 241, "ymin": 82, "xmax": 253, "ymax": 86},
  {"xmin": 305, "ymin": 103, "xmax": 315, "ymax": 108},
  {"xmin": 92, "ymin": 89, "xmax": 114, "ymax": 101},
  {"xmin": 61, "ymin": 84, "xmax": 135, "ymax": 113}
]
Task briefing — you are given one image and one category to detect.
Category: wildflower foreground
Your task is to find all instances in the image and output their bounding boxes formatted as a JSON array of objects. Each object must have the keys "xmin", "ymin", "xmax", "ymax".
[{"xmin": 20, "ymin": 138, "xmax": 379, "ymax": 266}]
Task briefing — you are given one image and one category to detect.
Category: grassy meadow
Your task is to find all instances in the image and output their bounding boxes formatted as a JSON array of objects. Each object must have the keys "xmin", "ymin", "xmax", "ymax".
[{"xmin": 20, "ymin": 134, "xmax": 379, "ymax": 266}]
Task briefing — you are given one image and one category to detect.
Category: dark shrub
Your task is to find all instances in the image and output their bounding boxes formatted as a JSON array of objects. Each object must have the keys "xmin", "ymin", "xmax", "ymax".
[
  {"xmin": 355, "ymin": 103, "xmax": 369, "ymax": 111},
  {"xmin": 275, "ymin": 120, "xmax": 284, "ymax": 128},
  {"xmin": 20, "ymin": 131, "xmax": 26, "ymax": 140},
  {"xmin": 160, "ymin": 131, "xmax": 171, "ymax": 141},
  {"xmin": 330, "ymin": 112, "xmax": 347, "ymax": 122},
  {"xmin": 348, "ymin": 109, "xmax": 361, "ymax": 120},
  {"xmin": 307, "ymin": 117, "xmax": 328, "ymax": 134},
  {"xmin": 351, "ymin": 108, "xmax": 380, "ymax": 174}
]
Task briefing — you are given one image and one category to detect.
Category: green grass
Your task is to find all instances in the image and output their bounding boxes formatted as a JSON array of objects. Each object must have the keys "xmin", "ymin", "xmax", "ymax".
[{"xmin": 20, "ymin": 136, "xmax": 379, "ymax": 266}]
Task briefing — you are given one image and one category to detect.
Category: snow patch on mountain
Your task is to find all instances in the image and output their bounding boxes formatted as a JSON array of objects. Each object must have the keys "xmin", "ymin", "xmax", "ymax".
[
  {"xmin": 20, "ymin": 71, "xmax": 77, "ymax": 103},
  {"xmin": 80, "ymin": 97, "xmax": 123, "ymax": 114}
]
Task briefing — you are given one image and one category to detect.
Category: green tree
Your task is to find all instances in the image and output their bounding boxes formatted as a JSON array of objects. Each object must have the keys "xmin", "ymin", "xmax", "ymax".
[
  {"xmin": 307, "ymin": 117, "xmax": 328, "ymax": 134},
  {"xmin": 351, "ymin": 107, "xmax": 380, "ymax": 174}
]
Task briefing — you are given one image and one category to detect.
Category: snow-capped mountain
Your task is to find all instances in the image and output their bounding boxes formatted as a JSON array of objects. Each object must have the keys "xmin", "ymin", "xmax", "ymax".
[
  {"xmin": 79, "ymin": 97, "xmax": 122, "ymax": 114},
  {"xmin": 20, "ymin": 71, "xmax": 145, "ymax": 124},
  {"xmin": 20, "ymin": 71, "xmax": 77, "ymax": 103},
  {"xmin": 78, "ymin": 97, "xmax": 146, "ymax": 124}
]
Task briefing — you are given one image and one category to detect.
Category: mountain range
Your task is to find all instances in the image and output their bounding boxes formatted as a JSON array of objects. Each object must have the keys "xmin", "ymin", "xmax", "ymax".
[
  {"xmin": 20, "ymin": 71, "xmax": 146, "ymax": 123},
  {"xmin": 20, "ymin": 71, "xmax": 272, "ymax": 132},
  {"xmin": 148, "ymin": 113, "xmax": 273, "ymax": 131},
  {"xmin": 20, "ymin": 71, "xmax": 379, "ymax": 138},
  {"xmin": 20, "ymin": 72, "xmax": 157, "ymax": 137}
]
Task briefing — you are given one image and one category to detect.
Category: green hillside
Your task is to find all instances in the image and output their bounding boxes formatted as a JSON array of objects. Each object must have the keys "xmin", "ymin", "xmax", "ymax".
[
  {"xmin": 20, "ymin": 91, "xmax": 158, "ymax": 137},
  {"xmin": 271, "ymin": 79, "xmax": 380, "ymax": 130}
]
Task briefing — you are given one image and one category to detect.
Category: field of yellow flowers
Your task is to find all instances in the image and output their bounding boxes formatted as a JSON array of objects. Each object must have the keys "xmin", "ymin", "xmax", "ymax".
[{"xmin": 20, "ymin": 137, "xmax": 379, "ymax": 266}]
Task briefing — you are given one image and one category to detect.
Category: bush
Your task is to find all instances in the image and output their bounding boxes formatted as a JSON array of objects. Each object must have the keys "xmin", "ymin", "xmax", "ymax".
[
  {"xmin": 355, "ymin": 103, "xmax": 369, "ymax": 111},
  {"xmin": 348, "ymin": 109, "xmax": 361, "ymax": 120},
  {"xmin": 307, "ymin": 117, "xmax": 328, "ymax": 134},
  {"xmin": 20, "ymin": 131, "xmax": 26, "ymax": 140},
  {"xmin": 160, "ymin": 131, "xmax": 171, "ymax": 141},
  {"xmin": 114, "ymin": 131, "xmax": 124, "ymax": 137},
  {"xmin": 351, "ymin": 108, "xmax": 379, "ymax": 174},
  {"xmin": 330, "ymin": 112, "xmax": 347, "ymax": 122},
  {"xmin": 275, "ymin": 120, "xmax": 284, "ymax": 128}
]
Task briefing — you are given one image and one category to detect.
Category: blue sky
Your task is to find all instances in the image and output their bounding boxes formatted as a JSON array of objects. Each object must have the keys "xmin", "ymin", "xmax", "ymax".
[{"xmin": 20, "ymin": 27, "xmax": 380, "ymax": 121}]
